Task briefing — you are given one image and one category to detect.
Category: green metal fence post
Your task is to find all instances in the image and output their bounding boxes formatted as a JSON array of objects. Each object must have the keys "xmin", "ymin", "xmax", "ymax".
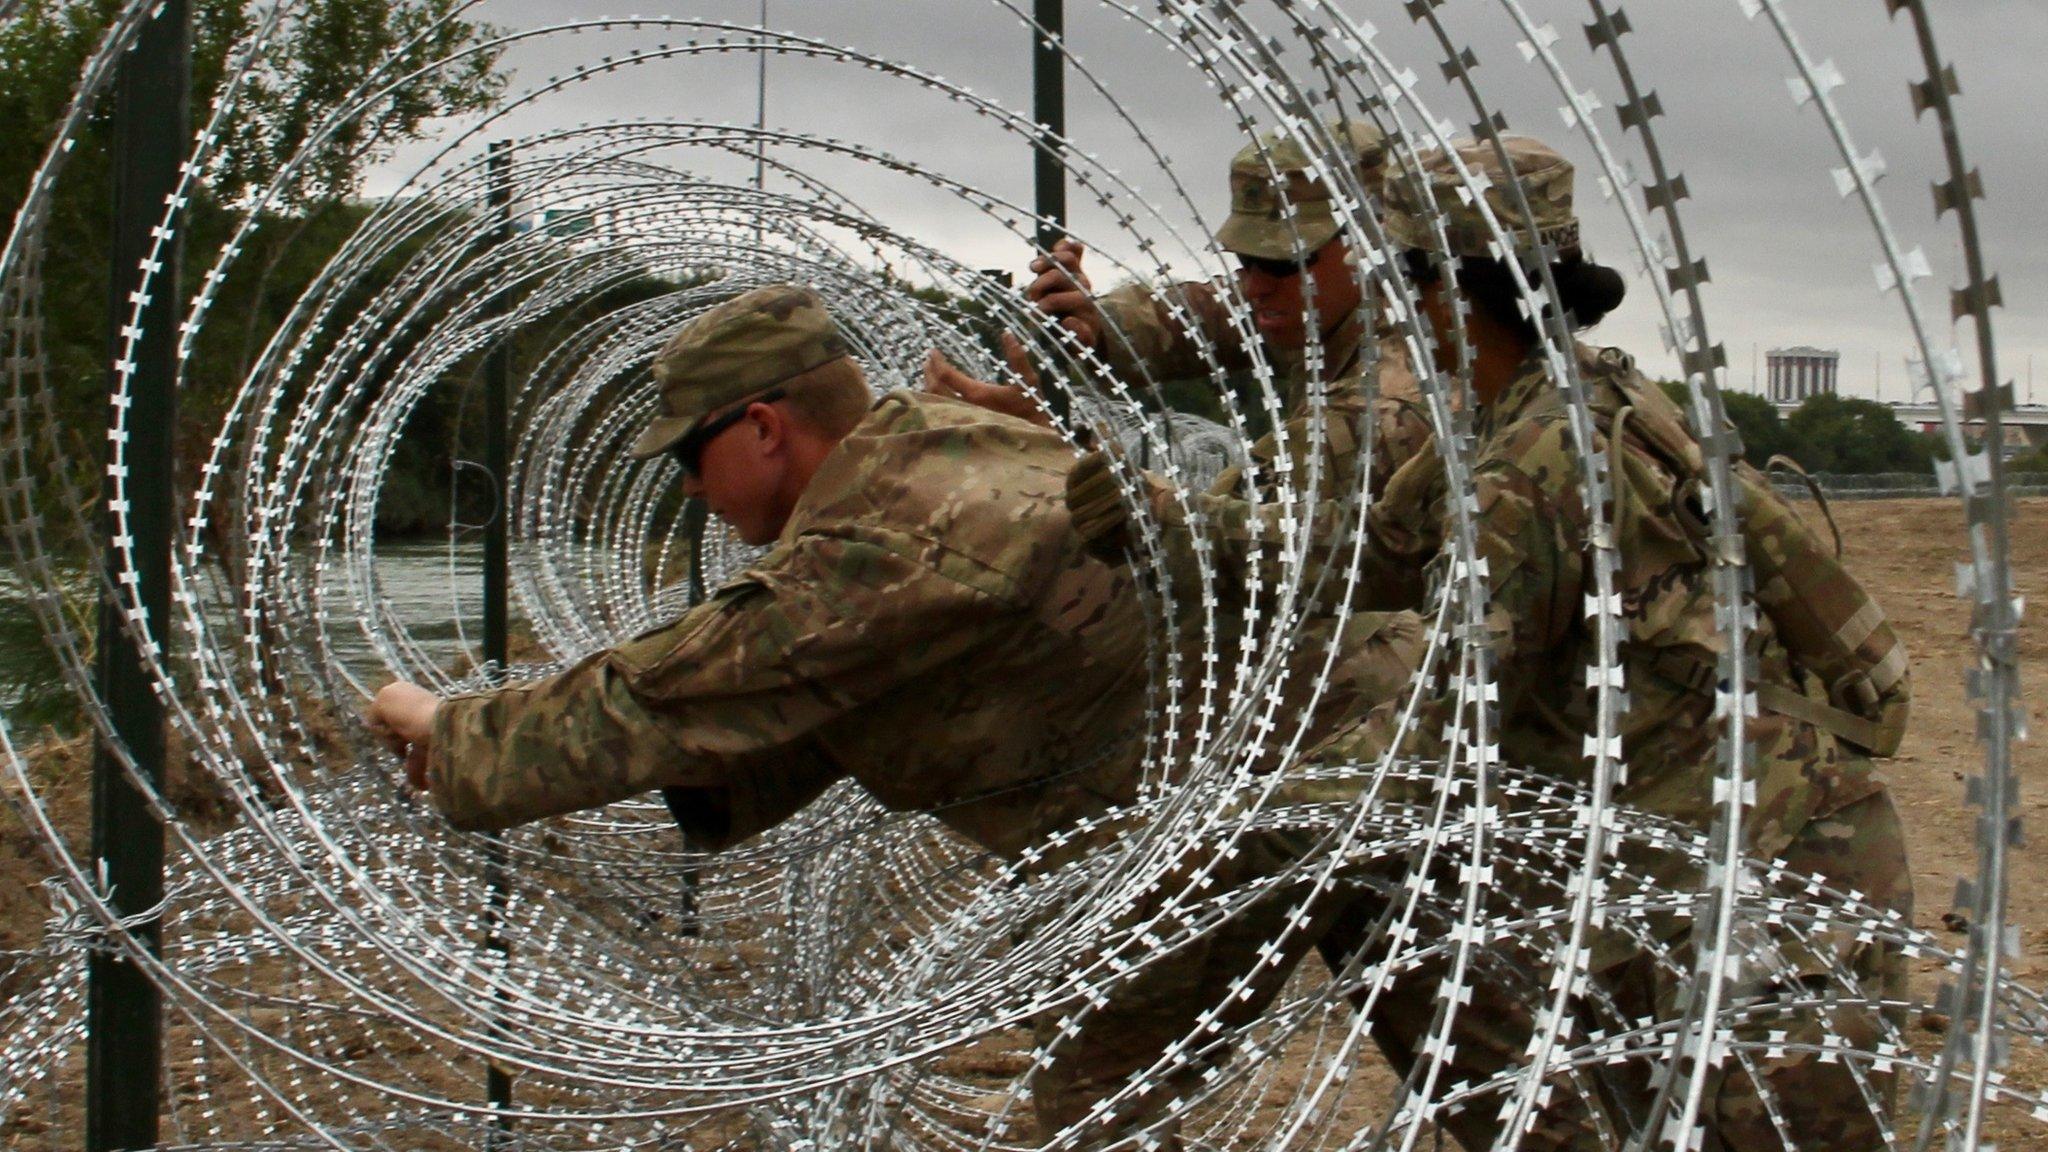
[
  {"xmin": 481, "ymin": 139, "xmax": 515, "ymax": 1144},
  {"xmin": 87, "ymin": 2, "xmax": 188, "ymax": 1147}
]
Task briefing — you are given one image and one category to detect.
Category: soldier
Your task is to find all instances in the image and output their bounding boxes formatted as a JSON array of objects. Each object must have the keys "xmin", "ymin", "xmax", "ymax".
[
  {"xmin": 1074, "ymin": 137, "xmax": 1914, "ymax": 1149},
  {"xmin": 364, "ymin": 284, "xmax": 1420, "ymax": 1146},
  {"xmin": 1368, "ymin": 139, "xmax": 1911, "ymax": 1150},
  {"xmin": 924, "ymin": 118, "xmax": 1436, "ymax": 826},
  {"xmin": 928, "ymin": 118, "xmax": 1435, "ymax": 512},
  {"xmin": 366, "ymin": 283, "xmax": 1157, "ymax": 857},
  {"xmin": 920, "ymin": 122, "xmax": 1487, "ymax": 1146}
]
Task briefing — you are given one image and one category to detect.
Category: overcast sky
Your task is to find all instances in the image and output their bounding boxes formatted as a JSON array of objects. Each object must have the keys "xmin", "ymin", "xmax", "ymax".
[{"xmin": 369, "ymin": 0, "xmax": 2046, "ymax": 403}]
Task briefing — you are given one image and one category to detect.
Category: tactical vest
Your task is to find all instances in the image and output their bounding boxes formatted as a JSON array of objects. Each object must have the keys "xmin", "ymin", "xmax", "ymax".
[{"xmin": 1587, "ymin": 349, "xmax": 1910, "ymax": 757}]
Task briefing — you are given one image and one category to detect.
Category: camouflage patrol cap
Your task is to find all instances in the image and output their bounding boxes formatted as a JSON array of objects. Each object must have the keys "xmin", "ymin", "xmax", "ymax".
[
  {"xmin": 1214, "ymin": 120, "xmax": 1389, "ymax": 261},
  {"xmin": 629, "ymin": 285, "xmax": 851, "ymax": 460},
  {"xmin": 1382, "ymin": 136, "xmax": 1581, "ymax": 259}
]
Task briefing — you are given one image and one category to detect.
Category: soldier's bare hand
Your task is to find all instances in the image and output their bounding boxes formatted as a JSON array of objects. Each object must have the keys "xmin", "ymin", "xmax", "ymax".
[
  {"xmin": 367, "ymin": 681, "xmax": 441, "ymax": 791},
  {"xmin": 923, "ymin": 348, "xmax": 1052, "ymax": 428},
  {"xmin": 997, "ymin": 333, "xmax": 1044, "ymax": 392},
  {"xmin": 1027, "ymin": 239, "xmax": 1102, "ymax": 348}
]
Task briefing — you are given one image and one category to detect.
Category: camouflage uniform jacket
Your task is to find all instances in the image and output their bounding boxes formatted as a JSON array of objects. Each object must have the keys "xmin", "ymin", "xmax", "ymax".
[
  {"xmin": 1092, "ymin": 280, "xmax": 1434, "ymax": 734},
  {"xmin": 1359, "ymin": 346, "xmax": 1887, "ymax": 929},
  {"xmin": 426, "ymin": 391, "xmax": 1154, "ymax": 859},
  {"xmin": 1095, "ymin": 279, "xmax": 1432, "ymax": 504}
]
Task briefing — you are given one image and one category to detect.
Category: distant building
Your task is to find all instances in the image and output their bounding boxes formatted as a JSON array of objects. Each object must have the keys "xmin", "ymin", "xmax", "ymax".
[{"xmin": 1767, "ymin": 346, "xmax": 1839, "ymax": 403}]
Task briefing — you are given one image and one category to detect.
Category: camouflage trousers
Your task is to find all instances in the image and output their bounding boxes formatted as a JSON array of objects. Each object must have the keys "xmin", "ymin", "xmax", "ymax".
[
  {"xmin": 1580, "ymin": 788, "xmax": 1914, "ymax": 1152},
  {"xmin": 1028, "ymin": 789, "xmax": 1911, "ymax": 1151}
]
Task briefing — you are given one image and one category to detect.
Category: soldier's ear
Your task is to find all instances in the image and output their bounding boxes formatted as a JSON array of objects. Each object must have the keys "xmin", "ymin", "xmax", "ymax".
[{"xmin": 747, "ymin": 401, "xmax": 788, "ymax": 452}]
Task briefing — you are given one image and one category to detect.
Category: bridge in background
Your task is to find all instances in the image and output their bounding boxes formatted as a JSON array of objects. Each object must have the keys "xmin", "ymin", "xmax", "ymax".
[{"xmin": 1768, "ymin": 399, "xmax": 2048, "ymax": 449}]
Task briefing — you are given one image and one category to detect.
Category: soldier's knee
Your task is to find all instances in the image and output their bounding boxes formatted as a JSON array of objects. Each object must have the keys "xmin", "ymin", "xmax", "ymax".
[{"xmin": 1708, "ymin": 1002, "xmax": 1892, "ymax": 1152}]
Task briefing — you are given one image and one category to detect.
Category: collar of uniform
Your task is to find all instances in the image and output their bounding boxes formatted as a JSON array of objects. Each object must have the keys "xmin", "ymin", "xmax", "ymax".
[
  {"xmin": 773, "ymin": 390, "xmax": 912, "ymax": 549},
  {"xmin": 1271, "ymin": 308, "xmax": 1368, "ymax": 411},
  {"xmin": 1475, "ymin": 344, "xmax": 1583, "ymax": 444}
]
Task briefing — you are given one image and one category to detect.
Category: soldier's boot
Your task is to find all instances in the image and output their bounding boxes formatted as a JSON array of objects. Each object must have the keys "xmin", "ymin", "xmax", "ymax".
[
  {"xmin": 1314, "ymin": 882, "xmax": 1611, "ymax": 1151},
  {"xmin": 1031, "ymin": 832, "xmax": 1335, "ymax": 1148},
  {"xmin": 1703, "ymin": 789, "xmax": 1911, "ymax": 1151}
]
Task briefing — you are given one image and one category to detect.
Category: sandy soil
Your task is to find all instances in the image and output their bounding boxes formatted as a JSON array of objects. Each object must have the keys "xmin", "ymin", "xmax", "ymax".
[
  {"xmin": 2, "ymin": 497, "xmax": 2045, "ymax": 1147},
  {"xmin": 1828, "ymin": 498, "xmax": 2048, "ymax": 1148}
]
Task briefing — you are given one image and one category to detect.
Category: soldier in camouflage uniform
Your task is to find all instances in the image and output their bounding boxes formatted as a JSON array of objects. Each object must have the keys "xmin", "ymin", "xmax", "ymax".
[
  {"xmin": 932, "ymin": 119, "xmax": 1436, "ymax": 512},
  {"xmin": 924, "ymin": 123, "xmax": 1493, "ymax": 1146},
  {"xmin": 367, "ymin": 284, "xmax": 1157, "ymax": 854},
  {"xmin": 1070, "ymin": 138, "xmax": 1913, "ymax": 1148},
  {"xmin": 365, "ymin": 284, "xmax": 1423, "ymax": 1146},
  {"xmin": 928, "ymin": 120, "xmax": 1443, "ymax": 764}
]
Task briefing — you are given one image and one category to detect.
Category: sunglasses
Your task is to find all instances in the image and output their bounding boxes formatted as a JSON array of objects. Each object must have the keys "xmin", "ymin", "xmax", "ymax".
[
  {"xmin": 1234, "ymin": 240, "xmax": 1332, "ymax": 280},
  {"xmin": 1236, "ymin": 252, "xmax": 1310, "ymax": 278},
  {"xmin": 672, "ymin": 387, "xmax": 786, "ymax": 477}
]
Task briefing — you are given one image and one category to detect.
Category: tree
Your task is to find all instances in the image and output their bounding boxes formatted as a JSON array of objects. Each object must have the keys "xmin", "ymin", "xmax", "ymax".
[
  {"xmin": 1720, "ymin": 389, "xmax": 1797, "ymax": 466},
  {"xmin": 1655, "ymin": 381, "xmax": 1795, "ymax": 468},
  {"xmin": 0, "ymin": 0, "xmax": 507, "ymax": 730},
  {"xmin": 2, "ymin": 0, "xmax": 503, "ymax": 209},
  {"xmin": 0, "ymin": 0, "xmax": 507, "ymax": 539},
  {"xmin": 1783, "ymin": 393, "xmax": 1938, "ymax": 475}
]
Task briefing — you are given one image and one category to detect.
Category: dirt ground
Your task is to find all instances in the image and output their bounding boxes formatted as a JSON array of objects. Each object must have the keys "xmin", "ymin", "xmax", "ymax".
[
  {"xmin": 1831, "ymin": 497, "xmax": 2048, "ymax": 1147},
  {"xmin": 1813, "ymin": 499, "xmax": 2046, "ymax": 975},
  {"xmin": 2, "ymin": 497, "xmax": 2045, "ymax": 1147},
  {"xmin": 1834, "ymin": 498, "xmax": 2048, "ymax": 947}
]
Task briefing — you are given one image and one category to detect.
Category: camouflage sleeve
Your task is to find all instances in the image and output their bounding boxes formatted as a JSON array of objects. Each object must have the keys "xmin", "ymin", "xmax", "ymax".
[
  {"xmin": 1094, "ymin": 279, "xmax": 1251, "ymax": 385},
  {"xmin": 1398, "ymin": 420, "xmax": 1585, "ymax": 760},
  {"xmin": 425, "ymin": 530, "xmax": 1011, "ymax": 835},
  {"xmin": 1363, "ymin": 386, "xmax": 1435, "ymax": 497},
  {"xmin": 1154, "ymin": 393, "xmax": 1437, "ymax": 616},
  {"xmin": 1464, "ymin": 429, "xmax": 1584, "ymax": 668}
]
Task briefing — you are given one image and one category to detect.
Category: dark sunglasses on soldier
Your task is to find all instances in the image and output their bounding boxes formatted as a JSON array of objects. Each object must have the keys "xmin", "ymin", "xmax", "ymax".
[
  {"xmin": 672, "ymin": 387, "xmax": 786, "ymax": 477},
  {"xmin": 1235, "ymin": 251, "xmax": 1313, "ymax": 279},
  {"xmin": 1228, "ymin": 239, "xmax": 1343, "ymax": 278}
]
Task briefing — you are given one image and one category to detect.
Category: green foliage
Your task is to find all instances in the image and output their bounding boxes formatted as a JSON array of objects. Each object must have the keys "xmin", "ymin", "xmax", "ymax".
[
  {"xmin": 1653, "ymin": 382, "xmax": 1940, "ymax": 475},
  {"xmin": 0, "ymin": 0, "xmax": 507, "ymax": 549},
  {"xmin": 1719, "ymin": 390, "xmax": 1798, "ymax": 466},
  {"xmin": 376, "ymin": 269, "xmax": 691, "ymax": 538},
  {"xmin": 1152, "ymin": 376, "xmax": 1229, "ymax": 424},
  {"xmin": 207, "ymin": 0, "xmax": 505, "ymax": 204},
  {"xmin": 1, "ymin": 0, "xmax": 504, "ymax": 209},
  {"xmin": 2007, "ymin": 446, "xmax": 2048, "ymax": 475},
  {"xmin": 0, "ymin": 574, "xmax": 93, "ymax": 735},
  {"xmin": 1654, "ymin": 381, "xmax": 1794, "ymax": 468},
  {"xmin": 1782, "ymin": 392, "xmax": 1938, "ymax": 475}
]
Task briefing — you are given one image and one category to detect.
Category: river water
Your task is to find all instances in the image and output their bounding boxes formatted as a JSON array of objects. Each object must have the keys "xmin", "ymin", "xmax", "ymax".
[{"xmin": 0, "ymin": 540, "xmax": 521, "ymax": 718}]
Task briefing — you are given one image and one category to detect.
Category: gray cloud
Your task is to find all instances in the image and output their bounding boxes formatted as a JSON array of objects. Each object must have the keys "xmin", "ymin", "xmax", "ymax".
[{"xmin": 370, "ymin": 0, "xmax": 2046, "ymax": 402}]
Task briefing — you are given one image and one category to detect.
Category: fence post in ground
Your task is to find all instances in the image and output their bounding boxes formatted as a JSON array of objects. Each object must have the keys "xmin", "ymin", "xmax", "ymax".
[
  {"xmin": 481, "ymin": 138, "xmax": 515, "ymax": 1144},
  {"xmin": 87, "ymin": 2, "xmax": 188, "ymax": 1147}
]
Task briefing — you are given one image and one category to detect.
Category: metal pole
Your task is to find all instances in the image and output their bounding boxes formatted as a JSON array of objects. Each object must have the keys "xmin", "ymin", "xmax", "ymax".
[
  {"xmin": 484, "ymin": 141, "xmax": 511, "ymax": 681},
  {"xmin": 87, "ymin": 2, "xmax": 187, "ymax": 1147},
  {"xmin": 1032, "ymin": 0, "xmax": 1067, "ymax": 251},
  {"xmin": 661, "ymin": 496, "xmax": 711, "ymax": 934},
  {"xmin": 755, "ymin": 0, "xmax": 768, "ymax": 193},
  {"xmin": 1032, "ymin": 0, "xmax": 1071, "ymax": 420},
  {"xmin": 481, "ymin": 139, "xmax": 514, "ymax": 1143},
  {"xmin": 754, "ymin": 0, "xmax": 768, "ymax": 245}
]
